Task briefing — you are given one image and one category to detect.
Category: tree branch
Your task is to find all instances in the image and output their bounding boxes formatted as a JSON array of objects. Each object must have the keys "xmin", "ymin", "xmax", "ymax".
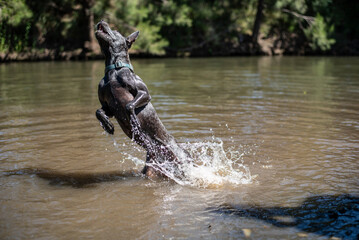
[{"xmin": 282, "ymin": 8, "xmax": 315, "ymax": 26}]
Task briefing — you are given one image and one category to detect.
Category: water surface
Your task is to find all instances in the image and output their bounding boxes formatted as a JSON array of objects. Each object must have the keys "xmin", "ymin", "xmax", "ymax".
[{"xmin": 1, "ymin": 57, "xmax": 358, "ymax": 239}]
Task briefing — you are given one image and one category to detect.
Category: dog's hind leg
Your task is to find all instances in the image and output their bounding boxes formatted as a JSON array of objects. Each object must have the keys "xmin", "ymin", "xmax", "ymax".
[
  {"xmin": 142, "ymin": 151, "xmax": 165, "ymax": 179},
  {"xmin": 96, "ymin": 108, "xmax": 115, "ymax": 134}
]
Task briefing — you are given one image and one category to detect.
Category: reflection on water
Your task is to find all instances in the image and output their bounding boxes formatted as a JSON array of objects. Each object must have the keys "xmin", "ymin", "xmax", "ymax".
[{"xmin": 1, "ymin": 57, "xmax": 359, "ymax": 239}]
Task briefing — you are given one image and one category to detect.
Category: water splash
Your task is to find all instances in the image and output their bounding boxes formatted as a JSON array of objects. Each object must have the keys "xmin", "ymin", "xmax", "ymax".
[
  {"xmin": 109, "ymin": 116, "xmax": 254, "ymax": 188},
  {"xmin": 110, "ymin": 135, "xmax": 144, "ymax": 168},
  {"xmin": 117, "ymin": 138, "xmax": 253, "ymax": 188},
  {"xmin": 171, "ymin": 139, "xmax": 253, "ymax": 188}
]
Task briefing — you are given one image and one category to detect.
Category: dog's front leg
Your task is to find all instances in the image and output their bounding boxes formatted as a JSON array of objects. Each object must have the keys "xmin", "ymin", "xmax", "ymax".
[
  {"xmin": 126, "ymin": 76, "xmax": 152, "ymax": 114},
  {"xmin": 126, "ymin": 89, "xmax": 151, "ymax": 130},
  {"xmin": 96, "ymin": 108, "xmax": 114, "ymax": 134},
  {"xmin": 126, "ymin": 89, "xmax": 151, "ymax": 114}
]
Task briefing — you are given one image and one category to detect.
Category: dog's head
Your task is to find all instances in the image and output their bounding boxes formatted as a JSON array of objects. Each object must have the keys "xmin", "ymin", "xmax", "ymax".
[{"xmin": 95, "ymin": 20, "xmax": 139, "ymax": 59}]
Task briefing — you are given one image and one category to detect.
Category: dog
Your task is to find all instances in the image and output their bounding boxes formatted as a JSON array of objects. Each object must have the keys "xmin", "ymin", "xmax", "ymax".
[{"xmin": 95, "ymin": 20, "xmax": 190, "ymax": 178}]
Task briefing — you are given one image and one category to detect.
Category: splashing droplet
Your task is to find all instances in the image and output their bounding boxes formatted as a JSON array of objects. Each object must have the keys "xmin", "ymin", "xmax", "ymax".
[{"xmin": 108, "ymin": 118, "xmax": 254, "ymax": 188}]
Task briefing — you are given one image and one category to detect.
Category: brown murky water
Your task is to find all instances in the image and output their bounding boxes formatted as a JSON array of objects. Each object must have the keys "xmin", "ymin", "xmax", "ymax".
[{"xmin": 1, "ymin": 57, "xmax": 358, "ymax": 239}]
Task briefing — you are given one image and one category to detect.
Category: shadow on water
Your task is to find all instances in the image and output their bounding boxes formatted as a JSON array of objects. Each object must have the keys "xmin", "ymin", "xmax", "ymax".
[
  {"xmin": 210, "ymin": 194, "xmax": 359, "ymax": 239},
  {"xmin": 3, "ymin": 168, "xmax": 142, "ymax": 188}
]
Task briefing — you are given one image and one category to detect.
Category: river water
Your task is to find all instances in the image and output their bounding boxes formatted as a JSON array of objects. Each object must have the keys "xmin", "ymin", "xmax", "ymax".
[{"xmin": 0, "ymin": 57, "xmax": 358, "ymax": 239}]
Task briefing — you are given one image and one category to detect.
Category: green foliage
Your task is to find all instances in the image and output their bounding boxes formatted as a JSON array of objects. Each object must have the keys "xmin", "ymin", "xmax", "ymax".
[
  {"xmin": 271, "ymin": 0, "xmax": 337, "ymax": 52},
  {"xmin": 0, "ymin": 0, "xmax": 33, "ymax": 52},
  {"xmin": 134, "ymin": 22, "xmax": 168, "ymax": 55},
  {"xmin": 0, "ymin": 27, "xmax": 7, "ymax": 52},
  {"xmin": 0, "ymin": 0, "xmax": 357, "ymax": 56},
  {"xmin": 0, "ymin": 0, "xmax": 32, "ymax": 27},
  {"xmin": 99, "ymin": 0, "xmax": 170, "ymax": 54},
  {"xmin": 275, "ymin": 0, "xmax": 308, "ymax": 13},
  {"xmin": 303, "ymin": 14, "xmax": 335, "ymax": 51}
]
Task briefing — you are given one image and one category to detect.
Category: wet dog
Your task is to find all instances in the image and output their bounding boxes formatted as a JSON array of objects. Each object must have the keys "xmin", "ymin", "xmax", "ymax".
[{"xmin": 95, "ymin": 20, "xmax": 190, "ymax": 178}]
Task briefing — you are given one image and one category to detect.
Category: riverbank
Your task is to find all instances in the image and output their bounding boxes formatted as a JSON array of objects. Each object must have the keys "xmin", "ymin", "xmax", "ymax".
[
  {"xmin": 0, "ymin": 49, "xmax": 103, "ymax": 62},
  {"xmin": 1, "ymin": 37, "xmax": 358, "ymax": 63}
]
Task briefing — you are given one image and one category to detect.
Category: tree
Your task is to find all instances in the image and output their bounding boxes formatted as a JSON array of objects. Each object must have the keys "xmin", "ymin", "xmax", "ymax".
[
  {"xmin": 252, "ymin": 0, "xmax": 264, "ymax": 43},
  {"xmin": 79, "ymin": 0, "xmax": 100, "ymax": 54}
]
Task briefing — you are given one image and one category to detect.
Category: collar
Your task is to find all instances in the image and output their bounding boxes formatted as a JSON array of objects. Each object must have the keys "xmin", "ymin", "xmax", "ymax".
[{"xmin": 105, "ymin": 61, "xmax": 133, "ymax": 73}]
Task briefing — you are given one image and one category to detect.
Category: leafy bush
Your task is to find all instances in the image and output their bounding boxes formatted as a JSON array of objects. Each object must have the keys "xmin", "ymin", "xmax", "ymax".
[
  {"xmin": 0, "ymin": 0, "xmax": 33, "ymax": 52},
  {"xmin": 303, "ymin": 14, "xmax": 335, "ymax": 51}
]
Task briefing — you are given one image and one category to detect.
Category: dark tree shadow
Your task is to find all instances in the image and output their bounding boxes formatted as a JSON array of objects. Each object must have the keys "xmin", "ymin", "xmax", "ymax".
[
  {"xmin": 4, "ymin": 168, "xmax": 143, "ymax": 188},
  {"xmin": 209, "ymin": 194, "xmax": 359, "ymax": 239}
]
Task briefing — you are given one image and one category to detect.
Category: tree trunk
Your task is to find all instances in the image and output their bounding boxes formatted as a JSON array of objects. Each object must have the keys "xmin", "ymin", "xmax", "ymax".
[
  {"xmin": 81, "ymin": 0, "xmax": 100, "ymax": 54},
  {"xmin": 87, "ymin": 7, "xmax": 100, "ymax": 54},
  {"xmin": 252, "ymin": 0, "xmax": 264, "ymax": 43}
]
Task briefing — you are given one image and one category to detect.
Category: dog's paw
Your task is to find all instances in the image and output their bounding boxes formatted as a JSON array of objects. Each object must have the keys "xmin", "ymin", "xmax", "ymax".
[
  {"xmin": 126, "ymin": 103, "xmax": 135, "ymax": 113},
  {"xmin": 96, "ymin": 109, "xmax": 115, "ymax": 134},
  {"xmin": 103, "ymin": 121, "xmax": 114, "ymax": 134}
]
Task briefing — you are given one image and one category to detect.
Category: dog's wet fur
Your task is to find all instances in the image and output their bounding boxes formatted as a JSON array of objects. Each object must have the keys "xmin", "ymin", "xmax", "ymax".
[{"xmin": 95, "ymin": 21, "xmax": 190, "ymax": 178}]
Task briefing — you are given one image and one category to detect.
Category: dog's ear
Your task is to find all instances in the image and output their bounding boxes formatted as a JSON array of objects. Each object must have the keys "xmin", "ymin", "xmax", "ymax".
[{"xmin": 126, "ymin": 31, "xmax": 139, "ymax": 49}]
